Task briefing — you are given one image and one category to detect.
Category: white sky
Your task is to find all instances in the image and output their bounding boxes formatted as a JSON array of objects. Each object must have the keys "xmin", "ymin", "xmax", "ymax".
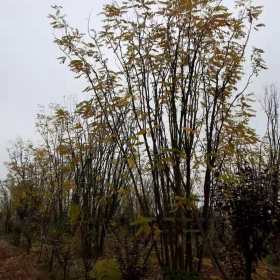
[{"xmin": 0, "ymin": 0, "xmax": 279, "ymax": 178}]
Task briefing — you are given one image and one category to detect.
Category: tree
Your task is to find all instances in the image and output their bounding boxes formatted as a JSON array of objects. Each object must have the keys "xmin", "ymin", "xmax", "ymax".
[
  {"xmin": 215, "ymin": 153, "xmax": 273, "ymax": 280},
  {"xmin": 264, "ymin": 85, "xmax": 280, "ymax": 216},
  {"xmin": 5, "ymin": 139, "xmax": 43, "ymax": 252},
  {"xmin": 36, "ymin": 104, "xmax": 126, "ymax": 279},
  {"xmin": 49, "ymin": 0, "xmax": 265, "ymax": 274},
  {"xmin": 0, "ymin": 180, "xmax": 11, "ymax": 234},
  {"xmin": 263, "ymin": 85, "xmax": 280, "ymax": 265}
]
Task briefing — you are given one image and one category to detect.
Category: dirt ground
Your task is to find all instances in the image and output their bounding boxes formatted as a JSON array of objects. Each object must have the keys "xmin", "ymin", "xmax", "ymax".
[
  {"xmin": 0, "ymin": 239, "xmax": 279, "ymax": 280},
  {"xmin": 201, "ymin": 257, "xmax": 280, "ymax": 280},
  {"xmin": 253, "ymin": 261, "xmax": 280, "ymax": 280},
  {"xmin": 0, "ymin": 240, "xmax": 47, "ymax": 280}
]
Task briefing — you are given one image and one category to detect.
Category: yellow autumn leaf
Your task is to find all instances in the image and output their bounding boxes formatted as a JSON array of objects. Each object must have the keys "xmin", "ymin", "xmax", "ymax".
[{"xmin": 127, "ymin": 157, "xmax": 136, "ymax": 169}]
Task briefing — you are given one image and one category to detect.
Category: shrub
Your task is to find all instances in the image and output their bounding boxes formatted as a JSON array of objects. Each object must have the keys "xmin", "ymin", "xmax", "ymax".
[{"xmin": 91, "ymin": 258, "xmax": 122, "ymax": 280}]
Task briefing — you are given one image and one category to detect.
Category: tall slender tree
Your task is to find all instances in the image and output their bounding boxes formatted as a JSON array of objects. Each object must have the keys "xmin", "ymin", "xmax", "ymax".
[{"xmin": 49, "ymin": 0, "xmax": 265, "ymax": 273}]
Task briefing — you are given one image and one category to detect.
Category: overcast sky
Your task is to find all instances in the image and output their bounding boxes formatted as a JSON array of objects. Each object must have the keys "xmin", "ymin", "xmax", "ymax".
[{"xmin": 0, "ymin": 0, "xmax": 279, "ymax": 178}]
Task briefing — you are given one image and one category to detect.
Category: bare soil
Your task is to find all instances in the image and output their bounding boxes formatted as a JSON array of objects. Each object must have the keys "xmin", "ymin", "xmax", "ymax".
[
  {"xmin": 200, "ymin": 257, "xmax": 280, "ymax": 280},
  {"xmin": 0, "ymin": 240, "xmax": 47, "ymax": 280},
  {"xmin": 0, "ymin": 239, "xmax": 279, "ymax": 280}
]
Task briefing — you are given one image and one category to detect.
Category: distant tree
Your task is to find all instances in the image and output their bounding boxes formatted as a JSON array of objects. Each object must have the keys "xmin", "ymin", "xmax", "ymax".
[
  {"xmin": 0, "ymin": 180, "xmax": 11, "ymax": 234},
  {"xmin": 263, "ymin": 85, "xmax": 280, "ymax": 265},
  {"xmin": 264, "ymin": 85, "xmax": 280, "ymax": 216},
  {"xmin": 6, "ymin": 140, "xmax": 43, "ymax": 252}
]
